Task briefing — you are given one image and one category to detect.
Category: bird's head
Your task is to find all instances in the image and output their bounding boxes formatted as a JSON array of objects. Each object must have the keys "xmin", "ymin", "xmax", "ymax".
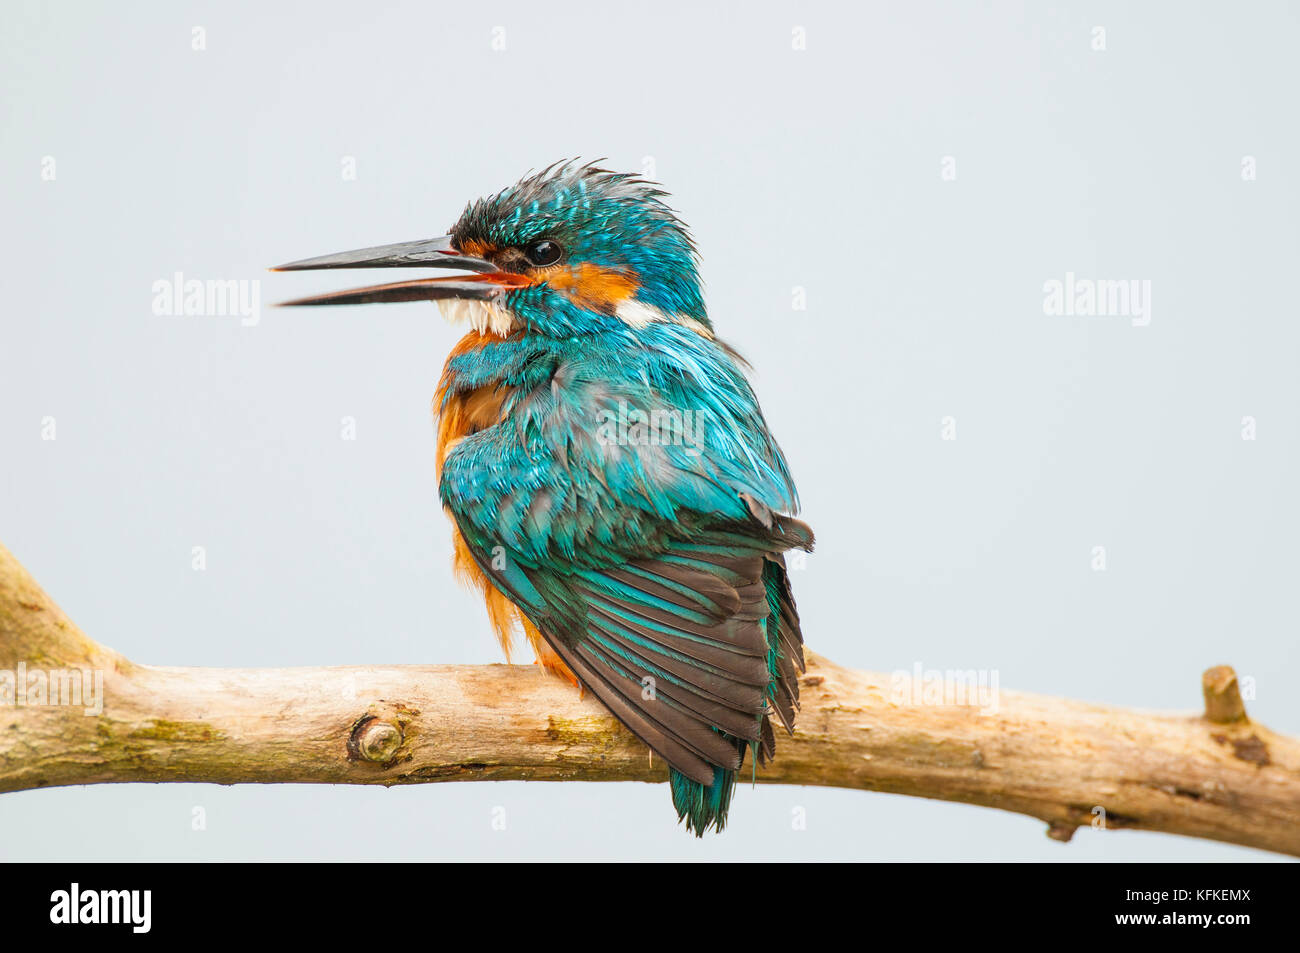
[{"xmin": 274, "ymin": 161, "xmax": 708, "ymax": 338}]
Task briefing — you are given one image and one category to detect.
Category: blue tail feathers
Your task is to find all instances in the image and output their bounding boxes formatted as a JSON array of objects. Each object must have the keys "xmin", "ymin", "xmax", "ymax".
[{"xmin": 670, "ymin": 765, "xmax": 738, "ymax": 836}]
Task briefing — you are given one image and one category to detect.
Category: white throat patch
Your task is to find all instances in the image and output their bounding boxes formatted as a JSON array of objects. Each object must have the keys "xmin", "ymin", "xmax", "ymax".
[{"xmin": 436, "ymin": 298, "xmax": 515, "ymax": 337}]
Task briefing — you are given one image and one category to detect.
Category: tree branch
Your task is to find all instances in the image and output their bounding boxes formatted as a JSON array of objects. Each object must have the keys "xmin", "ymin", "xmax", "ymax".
[{"xmin": 2, "ymin": 540, "xmax": 1297, "ymax": 856}]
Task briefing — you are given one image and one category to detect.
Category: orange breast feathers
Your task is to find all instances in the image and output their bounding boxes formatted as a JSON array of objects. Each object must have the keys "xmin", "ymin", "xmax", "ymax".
[{"xmin": 434, "ymin": 331, "xmax": 579, "ymax": 688}]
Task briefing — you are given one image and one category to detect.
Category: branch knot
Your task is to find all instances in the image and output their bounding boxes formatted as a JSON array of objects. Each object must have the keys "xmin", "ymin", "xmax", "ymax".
[{"xmin": 348, "ymin": 716, "xmax": 403, "ymax": 763}]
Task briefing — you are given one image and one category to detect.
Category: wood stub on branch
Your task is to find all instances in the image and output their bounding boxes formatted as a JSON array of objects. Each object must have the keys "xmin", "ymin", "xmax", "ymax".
[
  {"xmin": 1, "ymin": 539, "xmax": 1298, "ymax": 857},
  {"xmin": 1202, "ymin": 665, "xmax": 1248, "ymax": 724}
]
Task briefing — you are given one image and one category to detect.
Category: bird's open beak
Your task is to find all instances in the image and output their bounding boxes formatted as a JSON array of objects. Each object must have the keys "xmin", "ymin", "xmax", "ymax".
[{"xmin": 271, "ymin": 235, "xmax": 529, "ymax": 307}]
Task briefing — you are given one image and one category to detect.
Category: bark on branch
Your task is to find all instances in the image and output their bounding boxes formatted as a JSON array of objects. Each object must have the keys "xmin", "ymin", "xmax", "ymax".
[{"xmin": 1, "ymin": 540, "xmax": 1297, "ymax": 856}]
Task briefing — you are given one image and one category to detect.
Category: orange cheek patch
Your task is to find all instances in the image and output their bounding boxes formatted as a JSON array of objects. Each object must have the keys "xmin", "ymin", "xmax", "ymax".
[
  {"xmin": 456, "ymin": 238, "xmax": 497, "ymax": 259},
  {"xmin": 546, "ymin": 263, "xmax": 640, "ymax": 312}
]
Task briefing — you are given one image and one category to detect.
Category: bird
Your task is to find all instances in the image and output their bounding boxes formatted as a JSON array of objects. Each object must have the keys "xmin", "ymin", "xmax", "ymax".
[{"xmin": 273, "ymin": 161, "xmax": 813, "ymax": 834}]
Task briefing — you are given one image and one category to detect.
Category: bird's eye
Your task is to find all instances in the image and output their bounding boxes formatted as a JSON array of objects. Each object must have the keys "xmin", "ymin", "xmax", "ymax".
[{"xmin": 524, "ymin": 240, "xmax": 562, "ymax": 267}]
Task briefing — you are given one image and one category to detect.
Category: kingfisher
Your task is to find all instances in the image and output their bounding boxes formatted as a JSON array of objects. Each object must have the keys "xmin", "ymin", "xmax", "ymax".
[{"xmin": 274, "ymin": 161, "xmax": 813, "ymax": 834}]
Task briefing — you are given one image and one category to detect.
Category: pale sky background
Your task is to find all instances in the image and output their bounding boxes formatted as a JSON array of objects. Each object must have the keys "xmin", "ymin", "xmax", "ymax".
[{"xmin": 1, "ymin": 0, "xmax": 1297, "ymax": 860}]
